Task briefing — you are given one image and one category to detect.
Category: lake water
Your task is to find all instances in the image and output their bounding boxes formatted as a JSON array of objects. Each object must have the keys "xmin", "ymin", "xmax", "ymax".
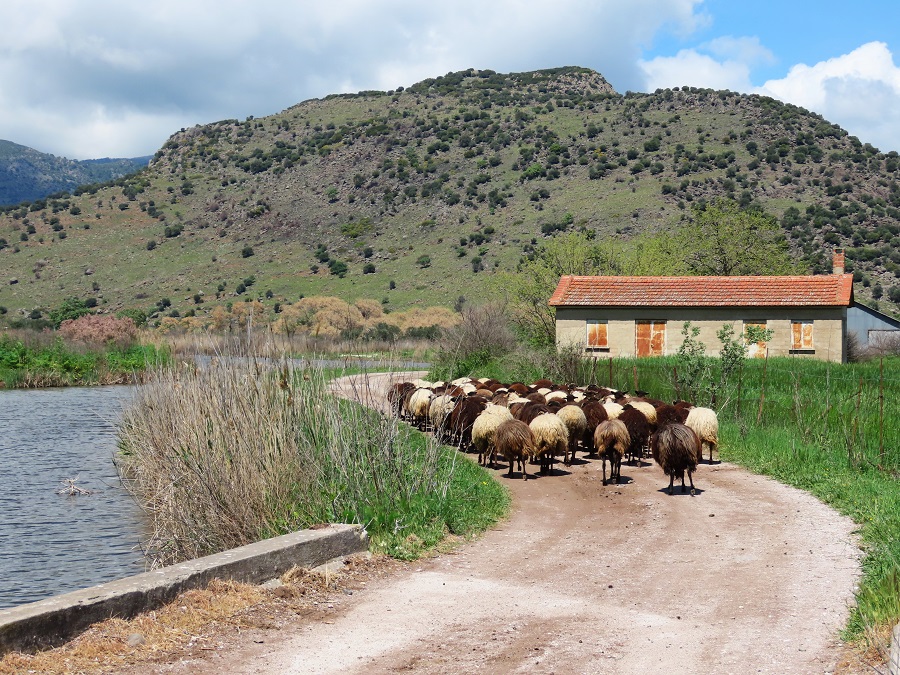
[{"xmin": 0, "ymin": 386, "xmax": 147, "ymax": 609}]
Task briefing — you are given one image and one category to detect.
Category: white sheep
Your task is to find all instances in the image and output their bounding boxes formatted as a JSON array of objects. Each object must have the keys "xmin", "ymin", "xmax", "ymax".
[
  {"xmin": 472, "ymin": 406, "xmax": 513, "ymax": 467},
  {"xmin": 428, "ymin": 394, "xmax": 456, "ymax": 438},
  {"xmin": 529, "ymin": 413, "xmax": 569, "ymax": 475},
  {"xmin": 685, "ymin": 407, "xmax": 719, "ymax": 463},
  {"xmin": 628, "ymin": 400, "xmax": 658, "ymax": 428},
  {"xmin": 602, "ymin": 401, "xmax": 624, "ymax": 419},
  {"xmin": 408, "ymin": 388, "xmax": 434, "ymax": 429},
  {"xmin": 555, "ymin": 404, "xmax": 588, "ymax": 465}
]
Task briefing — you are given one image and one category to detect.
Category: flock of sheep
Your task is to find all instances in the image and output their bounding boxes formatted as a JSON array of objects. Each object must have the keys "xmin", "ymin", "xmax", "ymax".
[{"xmin": 388, "ymin": 376, "xmax": 719, "ymax": 495}]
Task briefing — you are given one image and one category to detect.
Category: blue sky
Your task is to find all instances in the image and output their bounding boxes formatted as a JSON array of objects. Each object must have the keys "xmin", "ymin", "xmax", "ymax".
[{"xmin": 1, "ymin": 0, "xmax": 898, "ymax": 159}]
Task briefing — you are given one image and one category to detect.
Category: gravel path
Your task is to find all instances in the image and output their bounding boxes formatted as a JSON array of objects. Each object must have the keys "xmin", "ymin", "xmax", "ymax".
[{"xmin": 135, "ymin": 372, "xmax": 864, "ymax": 674}]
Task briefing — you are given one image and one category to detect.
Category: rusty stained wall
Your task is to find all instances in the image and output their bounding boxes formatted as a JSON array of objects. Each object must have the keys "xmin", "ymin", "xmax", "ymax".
[{"xmin": 554, "ymin": 306, "xmax": 847, "ymax": 363}]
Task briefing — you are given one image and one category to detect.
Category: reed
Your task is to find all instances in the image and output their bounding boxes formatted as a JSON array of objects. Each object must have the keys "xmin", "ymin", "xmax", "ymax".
[{"xmin": 116, "ymin": 336, "xmax": 507, "ymax": 566}]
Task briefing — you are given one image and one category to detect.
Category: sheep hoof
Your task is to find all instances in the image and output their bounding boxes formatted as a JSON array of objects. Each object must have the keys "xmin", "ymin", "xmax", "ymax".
[{"xmin": 690, "ymin": 488, "xmax": 696, "ymax": 496}]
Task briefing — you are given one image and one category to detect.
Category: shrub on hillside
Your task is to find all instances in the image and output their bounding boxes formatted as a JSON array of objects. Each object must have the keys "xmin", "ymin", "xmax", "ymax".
[{"xmin": 58, "ymin": 315, "xmax": 137, "ymax": 348}]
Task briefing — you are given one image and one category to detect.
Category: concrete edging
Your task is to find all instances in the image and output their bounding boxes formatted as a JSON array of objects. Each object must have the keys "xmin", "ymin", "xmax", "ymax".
[
  {"xmin": 890, "ymin": 622, "xmax": 900, "ymax": 675},
  {"xmin": 0, "ymin": 523, "xmax": 368, "ymax": 655}
]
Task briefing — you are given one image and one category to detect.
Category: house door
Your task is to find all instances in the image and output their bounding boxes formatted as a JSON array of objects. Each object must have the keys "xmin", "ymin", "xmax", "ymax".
[{"xmin": 636, "ymin": 321, "xmax": 666, "ymax": 357}]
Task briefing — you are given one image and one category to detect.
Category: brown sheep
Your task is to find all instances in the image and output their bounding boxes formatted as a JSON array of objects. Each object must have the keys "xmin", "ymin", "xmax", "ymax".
[
  {"xmin": 651, "ymin": 423, "xmax": 701, "ymax": 495},
  {"xmin": 580, "ymin": 399, "xmax": 609, "ymax": 454},
  {"xmin": 655, "ymin": 403, "xmax": 689, "ymax": 430},
  {"xmin": 594, "ymin": 419, "xmax": 629, "ymax": 485},
  {"xmin": 619, "ymin": 405, "xmax": 650, "ymax": 465},
  {"xmin": 494, "ymin": 419, "xmax": 536, "ymax": 479}
]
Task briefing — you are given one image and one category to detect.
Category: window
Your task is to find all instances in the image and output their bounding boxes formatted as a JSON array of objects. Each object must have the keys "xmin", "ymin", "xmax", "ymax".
[
  {"xmin": 791, "ymin": 320, "xmax": 814, "ymax": 351},
  {"xmin": 586, "ymin": 320, "xmax": 608, "ymax": 351},
  {"xmin": 744, "ymin": 321, "xmax": 768, "ymax": 359},
  {"xmin": 636, "ymin": 320, "xmax": 666, "ymax": 357}
]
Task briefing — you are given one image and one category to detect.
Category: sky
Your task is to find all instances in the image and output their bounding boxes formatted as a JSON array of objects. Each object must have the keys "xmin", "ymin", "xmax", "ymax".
[{"xmin": 1, "ymin": 0, "xmax": 898, "ymax": 160}]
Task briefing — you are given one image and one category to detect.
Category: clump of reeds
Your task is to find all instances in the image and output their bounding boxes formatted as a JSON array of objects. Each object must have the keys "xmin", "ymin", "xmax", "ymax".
[{"xmin": 116, "ymin": 336, "xmax": 453, "ymax": 567}]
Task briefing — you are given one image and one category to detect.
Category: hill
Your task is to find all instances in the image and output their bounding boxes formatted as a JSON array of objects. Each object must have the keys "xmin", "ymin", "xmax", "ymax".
[
  {"xmin": 0, "ymin": 140, "xmax": 150, "ymax": 206},
  {"xmin": 1, "ymin": 66, "xmax": 898, "ymax": 326}
]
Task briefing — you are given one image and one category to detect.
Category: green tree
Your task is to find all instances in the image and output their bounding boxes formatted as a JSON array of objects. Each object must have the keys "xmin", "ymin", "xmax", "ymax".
[
  {"xmin": 49, "ymin": 298, "xmax": 91, "ymax": 329},
  {"xmin": 678, "ymin": 199, "xmax": 801, "ymax": 276}
]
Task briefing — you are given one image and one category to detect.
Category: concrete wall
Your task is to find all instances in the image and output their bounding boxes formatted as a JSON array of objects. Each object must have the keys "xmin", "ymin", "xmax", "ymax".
[
  {"xmin": 0, "ymin": 523, "xmax": 368, "ymax": 656},
  {"xmin": 555, "ymin": 306, "xmax": 847, "ymax": 362}
]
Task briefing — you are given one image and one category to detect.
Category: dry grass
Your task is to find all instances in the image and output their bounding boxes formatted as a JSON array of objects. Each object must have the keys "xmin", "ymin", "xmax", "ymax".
[
  {"xmin": 115, "ymin": 334, "xmax": 451, "ymax": 567},
  {"xmin": 0, "ymin": 555, "xmax": 396, "ymax": 675}
]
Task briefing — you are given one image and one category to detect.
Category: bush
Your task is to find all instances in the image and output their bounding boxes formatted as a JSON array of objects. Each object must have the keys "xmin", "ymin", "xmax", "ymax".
[
  {"xmin": 241, "ymin": 246, "xmax": 254, "ymax": 258},
  {"xmin": 49, "ymin": 297, "xmax": 91, "ymax": 329},
  {"xmin": 416, "ymin": 255, "xmax": 431, "ymax": 268},
  {"xmin": 58, "ymin": 315, "xmax": 137, "ymax": 348}
]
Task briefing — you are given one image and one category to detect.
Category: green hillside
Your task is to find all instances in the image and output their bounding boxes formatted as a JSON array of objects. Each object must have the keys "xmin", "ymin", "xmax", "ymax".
[{"xmin": 1, "ymin": 66, "xmax": 899, "ymax": 326}]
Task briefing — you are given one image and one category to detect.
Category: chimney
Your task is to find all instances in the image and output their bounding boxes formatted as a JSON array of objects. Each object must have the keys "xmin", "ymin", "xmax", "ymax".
[{"xmin": 833, "ymin": 248, "xmax": 845, "ymax": 275}]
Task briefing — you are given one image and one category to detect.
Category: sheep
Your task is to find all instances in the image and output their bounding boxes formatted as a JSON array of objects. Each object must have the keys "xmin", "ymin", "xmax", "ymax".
[
  {"xmin": 618, "ymin": 404, "xmax": 650, "ymax": 465},
  {"xmin": 472, "ymin": 405, "xmax": 514, "ymax": 467},
  {"xmin": 408, "ymin": 387, "xmax": 434, "ymax": 429},
  {"xmin": 555, "ymin": 404, "xmax": 588, "ymax": 465},
  {"xmin": 580, "ymin": 399, "xmax": 609, "ymax": 454},
  {"xmin": 655, "ymin": 403, "xmax": 689, "ymax": 430},
  {"xmin": 627, "ymin": 400, "xmax": 658, "ymax": 429},
  {"xmin": 602, "ymin": 401, "xmax": 624, "ymax": 420},
  {"xmin": 651, "ymin": 423, "xmax": 700, "ymax": 495},
  {"xmin": 494, "ymin": 419, "xmax": 536, "ymax": 479},
  {"xmin": 545, "ymin": 390, "xmax": 569, "ymax": 404},
  {"xmin": 529, "ymin": 413, "xmax": 569, "ymax": 475},
  {"xmin": 685, "ymin": 407, "xmax": 719, "ymax": 463},
  {"xmin": 515, "ymin": 401, "xmax": 551, "ymax": 425},
  {"xmin": 389, "ymin": 381, "xmax": 415, "ymax": 418},
  {"xmin": 594, "ymin": 419, "xmax": 629, "ymax": 485},
  {"xmin": 447, "ymin": 396, "xmax": 487, "ymax": 450},
  {"xmin": 428, "ymin": 395, "xmax": 456, "ymax": 439}
]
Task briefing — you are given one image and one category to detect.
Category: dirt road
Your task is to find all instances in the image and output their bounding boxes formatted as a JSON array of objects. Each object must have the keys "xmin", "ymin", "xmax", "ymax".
[{"xmin": 139, "ymin": 372, "xmax": 864, "ymax": 674}]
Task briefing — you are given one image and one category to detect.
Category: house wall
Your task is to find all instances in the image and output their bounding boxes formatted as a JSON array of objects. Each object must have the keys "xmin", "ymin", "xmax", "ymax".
[{"xmin": 555, "ymin": 306, "xmax": 847, "ymax": 362}]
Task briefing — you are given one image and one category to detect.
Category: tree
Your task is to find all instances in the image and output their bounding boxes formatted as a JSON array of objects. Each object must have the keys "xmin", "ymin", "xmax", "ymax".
[
  {"xmin": 49, "ymin": 298, "xmax": 91, "ymax": 329},
  {"xmin": 499, "ymin": 232, "xmax": 622, "ymax": 347},
  {"xmin": 678, "ymin": 199, "xmax": 801, "ymax": 276},
  {"xmin": 416, "ymin": 255, "xmax": 431, "ymax": 268}
]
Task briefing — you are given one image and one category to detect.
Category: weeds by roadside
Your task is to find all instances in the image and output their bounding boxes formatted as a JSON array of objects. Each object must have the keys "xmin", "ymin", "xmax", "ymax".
[{"xmin": 116, "ymin": 336, "xmax": 508, "ymax": 567}]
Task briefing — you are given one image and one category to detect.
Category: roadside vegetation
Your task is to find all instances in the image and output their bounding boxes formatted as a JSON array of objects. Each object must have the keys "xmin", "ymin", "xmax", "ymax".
[
  {"xmin": 115, "ymin": 337, "xmax": 508, "ymax": 567},
  {"xmin": 432, "ymin": 297, "xmax": 900, "ymax": 656},
  {"xmin": 0, "ymin": 322, "xmax": 165, "ymax": 388}
]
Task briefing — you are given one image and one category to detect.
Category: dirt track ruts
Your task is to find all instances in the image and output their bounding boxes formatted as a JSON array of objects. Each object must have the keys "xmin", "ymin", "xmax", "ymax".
[{"xmin": 136, "ymin": 371, "xmax": 864, "ymax": 674}]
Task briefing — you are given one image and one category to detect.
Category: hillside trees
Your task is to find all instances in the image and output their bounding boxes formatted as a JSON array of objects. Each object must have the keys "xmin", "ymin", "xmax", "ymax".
[{"xmin": 678, "ymin": 199, "xmax": 802, "ymax": 276}]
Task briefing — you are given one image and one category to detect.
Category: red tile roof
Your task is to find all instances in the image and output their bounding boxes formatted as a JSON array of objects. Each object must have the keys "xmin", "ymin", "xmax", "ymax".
[{"xmin": 548, "ymin": 274, "xmax": 854, "ymax": 307}]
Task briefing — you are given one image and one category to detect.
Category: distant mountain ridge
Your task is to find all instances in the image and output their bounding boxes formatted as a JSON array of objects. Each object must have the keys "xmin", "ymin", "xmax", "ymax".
[
  {"xmin": 0, "ymin": 140, "xmax": 150, "ymax": 205},
  {"xmin": 1, "ymin": 66, "xmax": 899, "ymax": 323}
]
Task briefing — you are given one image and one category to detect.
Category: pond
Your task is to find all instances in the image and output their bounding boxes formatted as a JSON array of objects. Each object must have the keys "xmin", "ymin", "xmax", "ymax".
[{"xmin": 0, "ymin": 386, "xmax": 147, "ymax": 609}]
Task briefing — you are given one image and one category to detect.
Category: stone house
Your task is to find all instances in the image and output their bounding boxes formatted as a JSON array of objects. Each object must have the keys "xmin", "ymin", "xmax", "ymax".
[{"xmin": 549, "ymin": 251, "xmax": 854, "ymax": 363}]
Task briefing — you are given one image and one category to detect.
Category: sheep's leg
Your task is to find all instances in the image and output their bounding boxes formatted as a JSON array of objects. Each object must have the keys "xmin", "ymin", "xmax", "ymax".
[
  {"xmin": 681, "ymin": 470, "xmax": 687, "ymax": 493},
  {"xmin": 507, "ymin": 459, "xmax": 514, "ymax": 478},
  {"xmin": 601, "ymin": 456, "xmax": 608, "ymax": 486},
  {"xmin": 668, "ymin": 472, "xmax": 675, "ymax": 495},
  {"xmin": 615, "ymin": 455, "xmax": 621, "ymax": 483},
  {"xmin": 688, "ymin": 470, "xmax": 696, "ymax": 495}
]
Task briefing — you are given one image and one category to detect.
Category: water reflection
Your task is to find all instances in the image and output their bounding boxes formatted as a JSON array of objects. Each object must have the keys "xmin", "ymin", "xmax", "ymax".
[{"xmin": 0, "ymin": 386, "xmax": 147, "ymax": 609}]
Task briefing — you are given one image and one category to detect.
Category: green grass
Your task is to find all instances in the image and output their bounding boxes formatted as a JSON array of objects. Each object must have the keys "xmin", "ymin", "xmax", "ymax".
[
  {"xmin": 443, "ymin": 351, "xmax": 900, "ymax": 645},
  {"xmin": 0, "ymin": 335, "xmax": 166, "ymax": 387}
]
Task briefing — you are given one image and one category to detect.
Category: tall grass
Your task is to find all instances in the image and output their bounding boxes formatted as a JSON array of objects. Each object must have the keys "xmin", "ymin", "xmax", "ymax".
[
  {"xmin": 447, "ymin": 351, "xmax": 900, "ymax": 649},
  {"xmin": 0, "ymin": 332, "xmax": 165, "ymax": 387},
  {"xmin": 116, "ymin": 339, "xmax": 508, "ymax": 567}
]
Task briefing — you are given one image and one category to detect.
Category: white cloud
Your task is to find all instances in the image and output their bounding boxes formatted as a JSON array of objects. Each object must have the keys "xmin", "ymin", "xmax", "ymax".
[
  {"xmin": 0, "ymin": 0, "xmax": 704, "ymax": 158},
  {"xmin": 639, "ymin": 35, "xmax": 774, "ymax": 92},
  {"xmin": 640, "ymin": 48, "xmax": 755, "ymax": 92},
  {"xmin": 758, "ymin": 42, "xmax": 900, "ymax": 152}
]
